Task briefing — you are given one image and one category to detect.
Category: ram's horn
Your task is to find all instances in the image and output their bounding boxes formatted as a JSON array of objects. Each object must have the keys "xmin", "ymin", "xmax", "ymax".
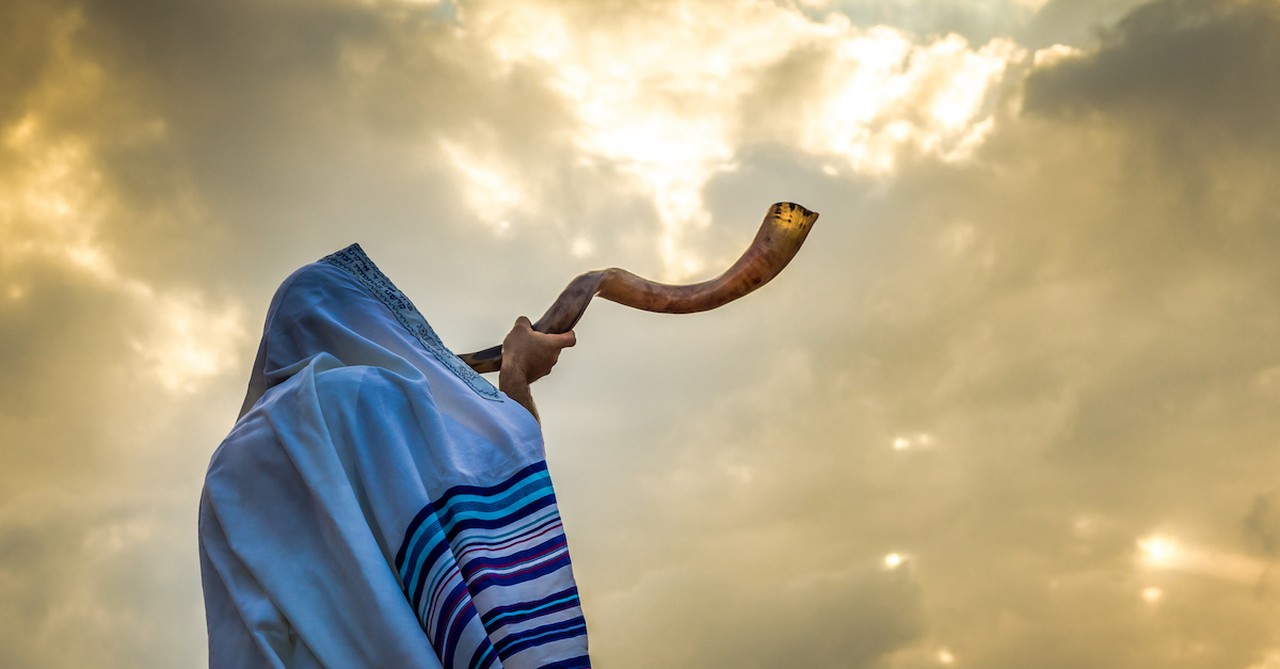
[{"xmin": 459, "ymin": 201, "xmax": 820, "ymax": 373}]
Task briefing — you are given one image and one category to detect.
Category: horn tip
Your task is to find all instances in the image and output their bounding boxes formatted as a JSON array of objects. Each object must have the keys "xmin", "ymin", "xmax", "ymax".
[{"xmin": 770, "ymin": 201, "xmax": 820, "ymax": 223}]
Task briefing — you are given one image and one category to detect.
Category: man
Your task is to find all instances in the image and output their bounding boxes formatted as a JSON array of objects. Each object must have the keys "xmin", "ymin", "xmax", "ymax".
[{"xmin": 199, "ymin": 243, "xmax": 590, "ymax": 669}]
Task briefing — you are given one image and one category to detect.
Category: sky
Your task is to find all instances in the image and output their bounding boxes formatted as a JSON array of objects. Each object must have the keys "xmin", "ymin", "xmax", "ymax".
[{"xmin": 2, "ymin": 0, "xmax": 1280, "ymax": 666}]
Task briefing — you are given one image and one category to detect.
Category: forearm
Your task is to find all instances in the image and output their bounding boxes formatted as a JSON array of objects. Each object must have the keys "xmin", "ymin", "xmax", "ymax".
[{"xmin": 499, "ymin": 368, "xmax": 539, "ymax": 423}]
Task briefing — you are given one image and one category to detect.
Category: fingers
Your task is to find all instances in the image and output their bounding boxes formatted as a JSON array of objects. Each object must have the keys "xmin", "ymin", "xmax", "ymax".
[
  {"xmin": 512, "ymin": 316, "xmax": 575, "ymax": 349},
  {"xmin": 503, "ymin": 316, "xmax": 574, "ymax": 384}
]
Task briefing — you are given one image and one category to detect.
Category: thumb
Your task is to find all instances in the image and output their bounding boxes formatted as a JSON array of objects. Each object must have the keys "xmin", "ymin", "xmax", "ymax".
[{"xmin": 548, "ymin": 330, "xmax": 577, "ymax": 348}]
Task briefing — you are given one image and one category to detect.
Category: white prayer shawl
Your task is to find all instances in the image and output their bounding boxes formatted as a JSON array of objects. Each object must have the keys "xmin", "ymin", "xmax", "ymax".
[{"xmin": 199, "ymin": 244, "xmax": 591, "ymax": 669}]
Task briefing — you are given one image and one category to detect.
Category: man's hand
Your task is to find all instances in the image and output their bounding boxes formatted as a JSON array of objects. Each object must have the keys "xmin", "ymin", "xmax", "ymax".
[{"xmin": 499, "ymin": 317, "xmax": 576, "ymax": 423}]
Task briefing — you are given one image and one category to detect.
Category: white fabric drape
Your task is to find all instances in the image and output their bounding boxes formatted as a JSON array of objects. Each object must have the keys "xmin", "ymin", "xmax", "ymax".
[{"xmin": 199, "ymin": 245, "xmax": 590, "ymax": 669}]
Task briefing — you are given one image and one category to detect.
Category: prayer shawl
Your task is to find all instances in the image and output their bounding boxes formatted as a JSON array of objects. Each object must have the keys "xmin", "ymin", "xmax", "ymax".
[{"xmin": 199, "ymin": 244, "xmax": 591, "ymax": 669}]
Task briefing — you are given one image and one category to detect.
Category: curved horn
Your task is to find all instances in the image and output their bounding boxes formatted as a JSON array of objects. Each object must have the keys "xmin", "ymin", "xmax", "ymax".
[{"xmin": 459, "ymin": 201, "xmax": 819, "ymax": 373}]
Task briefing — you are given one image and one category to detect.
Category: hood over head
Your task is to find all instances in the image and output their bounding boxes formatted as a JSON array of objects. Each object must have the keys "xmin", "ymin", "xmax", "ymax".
[{"xmin": 238, "ymin": 243, "xmax": 502, "ymax": 419}]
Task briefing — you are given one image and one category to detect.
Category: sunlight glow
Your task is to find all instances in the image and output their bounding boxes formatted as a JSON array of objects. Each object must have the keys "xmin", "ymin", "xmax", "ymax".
[
  {"xmin": 473, "ymin": 3, "xmax": 1025, "ymax": 277},
  {"xmin": 1131, "ymin": 531, "xmax": 1269, "ymax": 585},
  {"xmin": 1138, "ymin": 536, "xmax": 1178, "ymax": 567},
  {"xmin": 570, "ymin": 238, "xmax": 594, "ymax": 258},
  {"xmin": 893, "ymin": 433, "xmax": 935, "ymax": 451},
  {"xmin": 132, "ymin": 294, "xmax": 248, "ymax": 395},
  {"xmin": 1247, "ymin": 651, "xmax": 1280, "ymax": 669},
  {"xmin": 937, "ymin": 648, "xmax": 956, "ymax": 665},
  {"xmin": 800, "ymin": 29, "xmax": 1022, "ymax": 174},
  {"xmin": 1141, "ymin": 587, "xmax": 1163, "ymax": 604},
  {"xmin": 440, "ymin": 140, "xmax": 527, "ymax": 237},
  {"xmin": 4, "ymin": 112, "xmax": 248, "ymax": 395},
  {"xmin": 883, "ymin": 552, "xmax": 907, "ymax": 569},
  {"xmin": 1032, "ymin": 43, "xmax": 1085, "ymax": 69},
  {"xmin": 475, "ymin": 2, "xmax": 798, "ymax": 278}
]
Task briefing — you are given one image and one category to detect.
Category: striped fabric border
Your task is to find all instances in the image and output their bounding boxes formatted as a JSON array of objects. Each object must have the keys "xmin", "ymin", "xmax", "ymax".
[{"xmin": 395, "ymin": 462, "xmax": 590, "ymax": 669}]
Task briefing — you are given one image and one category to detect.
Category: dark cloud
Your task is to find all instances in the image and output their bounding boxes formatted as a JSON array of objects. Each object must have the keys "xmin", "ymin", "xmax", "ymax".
[
  {"xmin": 1244, "ymin": 494, "xmax": 1280, "ymax": 560},
  {"xmin": 1026, "ymin": 0, "xmax": 1280, "ymax": 147},
  {"xmin": 0, "ymin": 0, "xmax": 72, "ymax": 127},
  {"xmin": 1018, "ymin": 0, "xmax": 1148, "ymax": 48}
]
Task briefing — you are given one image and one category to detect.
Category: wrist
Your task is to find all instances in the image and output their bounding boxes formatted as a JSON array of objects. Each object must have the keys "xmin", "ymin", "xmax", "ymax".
[
  {"xmin": 498, "ymin": 363, "xmax": 539, "ymax": 423},
  {"xmin": 499, "ymin": 364, "xmax": 529, "ymax": 393}
]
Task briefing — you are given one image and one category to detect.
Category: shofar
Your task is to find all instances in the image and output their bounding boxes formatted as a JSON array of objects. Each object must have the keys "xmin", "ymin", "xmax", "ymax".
[{"xmin": 459, "ymin": 201, "xmax": 820, "ymax": 373}]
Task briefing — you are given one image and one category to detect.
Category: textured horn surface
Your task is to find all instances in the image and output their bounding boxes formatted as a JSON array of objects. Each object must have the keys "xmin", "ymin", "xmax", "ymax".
[{"xmin": 459, "ymin": 202, "xmax": 819, "ymax": 373}]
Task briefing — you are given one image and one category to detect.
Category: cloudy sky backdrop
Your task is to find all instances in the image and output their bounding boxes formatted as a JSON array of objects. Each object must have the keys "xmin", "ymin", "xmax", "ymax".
[{"xmin": 3, "ymin": 0, "xmax": 1280, "ymax": 666}]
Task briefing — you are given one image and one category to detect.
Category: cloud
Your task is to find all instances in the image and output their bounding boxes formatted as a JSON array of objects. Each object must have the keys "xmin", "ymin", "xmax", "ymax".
[
  {"xmin": 590, "ymin": 560, "xmax": 924, "ymax": 668},
  {"xmin": 5, "ymin": 0, "xmax": 1280, "ymax": 667},
  {"xmin": 1244, "ymin": 494, "xmax": 1280, "ymax": 561},
  {"xmin": 0, "ymin": 4, "xmax": 252, "ymax": 491},
  {"xmin": 1025, "ymin": 0, "xmax": 1280, "ymax": 148},
  {"xmin": 0, "ymin": 489, "xmax": 205, "ymax": 668},
  {"xmin": 809, "ymin": 0, "xmax": 1049, "ymax": 43},
  {"xmin": 461, "ymin": 0, "xmax": 1029, "ymax": 277}
]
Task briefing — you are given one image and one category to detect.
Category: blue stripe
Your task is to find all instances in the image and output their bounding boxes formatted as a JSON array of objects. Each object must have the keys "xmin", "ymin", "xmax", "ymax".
[
  {"xmin": 433, "ymin": 461, "xmax": 548, "ymax": 507},
  {"xmin": 393, "ymin": 460, "xmax": 591, "ymax": 668},
  {"xmin": 417, "ymin": 558, "xmax": 457, "ymax": 627},
  {"xmin": 482, "ymin": 589, "xmax": 581, "ymax": 630},
  {"xmin": 403, "ymin": 530, "xmax": 445, "ymax": 609},
  {"xmin": 470, "ymin": 551, "xmax": 574, "ymax": 596},
  {"xmin": 460, "ymin": 534, "xmax": 566, "ymax": 576},
  {"xmin": 440, "ymin": 486, "xmax": 555, "ymax": 536},
  {"xmin": 409, "ymin": 531, "xmax": 452, "ymax": 614},
  {"xmin": 441, "ymin": 596, "xmax": 481, "ymax": 669},
  {"xmin": 494, "ymin": 616, "xmax": 589, "ymax": 660},
  {"xmin": 468, "ymin": 640, "xmax": 498, "ymax": 669},
  {"xmin": 435, "ymin": 472, "xmax": 553, "ymax": 528},
  {"xmin": 538, "ymin": 655, "xmax": 592, "ymax": 669},
  {"xmin": 433, "ymin": 580, "xmax": 471, "ymax": 651},
  {"xmin": 442, "ymin": 495, "xmax": 559, "ymax": 540},
  {"xmin": 399, "ymin": 523, "xmax": 432, "ymax": 584},
  {"xmin": 399, "ymin": 463, "xmax": 550, "ymax": 567},
  {"xmin": 401, "ymin": 517, "xmax": 445, "ymax": 579},
  {"xmin": 395, "ymin": 503, "xmax": 439, "ymax": 567},
  {"xmin": 453, "ymin": 512, "xmax": 562, "ymax": 555},
  {"xmin": 399, "ymin": 514, "xmax": 450, "ymax": 606}
]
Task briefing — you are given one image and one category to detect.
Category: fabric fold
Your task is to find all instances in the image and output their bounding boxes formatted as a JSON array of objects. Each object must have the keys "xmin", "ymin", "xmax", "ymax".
[{"xmin": 200, "ymin": 244, "xmax": 590, "ymax": 669}]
